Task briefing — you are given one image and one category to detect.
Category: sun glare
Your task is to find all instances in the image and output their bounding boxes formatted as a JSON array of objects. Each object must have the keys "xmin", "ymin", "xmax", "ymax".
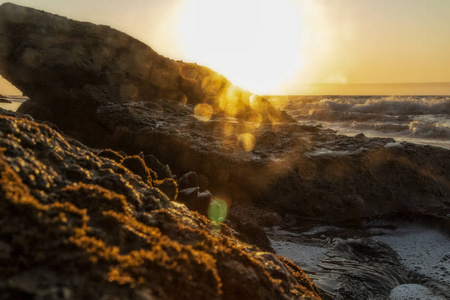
[{"xmin": 176, "ymin": 0, "xmax": 305, "ymax": 94}]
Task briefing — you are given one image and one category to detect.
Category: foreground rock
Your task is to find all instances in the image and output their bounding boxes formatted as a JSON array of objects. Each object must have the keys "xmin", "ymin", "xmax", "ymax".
[
  {"xmin": 1, "ymin": 3, "xmax": 449, "ymax": 224},
  {"xmin": 0, "ymin": 108, "xmax": 320, "ymax": 299}
]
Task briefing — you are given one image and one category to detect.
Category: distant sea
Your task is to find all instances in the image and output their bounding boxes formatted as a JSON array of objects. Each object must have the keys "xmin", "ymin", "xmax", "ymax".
[
  {"xmin": 269, "ymin": 95, "xmax": 450, "ymax": 150},
  {"xmin": 0, "ymin": 95, "xmax": 28, "ymax": 112}
]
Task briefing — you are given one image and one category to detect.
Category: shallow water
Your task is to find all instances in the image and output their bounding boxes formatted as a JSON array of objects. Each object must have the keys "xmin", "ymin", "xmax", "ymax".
[
  {"xmin": 267, "ymin": 220, "xmax": 450, "ymax": 299},
  {"xmin": 270, "ymin": 95, "xmax": 450, "ymax": 150}
]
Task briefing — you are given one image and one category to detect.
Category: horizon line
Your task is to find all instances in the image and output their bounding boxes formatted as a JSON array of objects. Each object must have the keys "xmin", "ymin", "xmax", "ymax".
[{"xmin": 295, "ymin": 81, "xmax": 450, "ymax": 86}]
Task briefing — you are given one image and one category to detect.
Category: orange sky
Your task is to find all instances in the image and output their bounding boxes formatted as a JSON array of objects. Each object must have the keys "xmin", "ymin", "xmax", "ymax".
[{"xmin": 1, "ymin": 0, "xmax": 450, "ymax": 95}]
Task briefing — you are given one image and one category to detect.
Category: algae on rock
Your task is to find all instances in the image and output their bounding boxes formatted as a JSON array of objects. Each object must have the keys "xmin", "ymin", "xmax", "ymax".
[{"xmin": 0, "ymin": 109, "xmax": 321, "ymax": 299}]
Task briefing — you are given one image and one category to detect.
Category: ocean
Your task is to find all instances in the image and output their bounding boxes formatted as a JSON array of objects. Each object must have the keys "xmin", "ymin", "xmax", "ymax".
[{"xmin": 270, "ymin": 95, "xmax": 450, "ymax": 150}]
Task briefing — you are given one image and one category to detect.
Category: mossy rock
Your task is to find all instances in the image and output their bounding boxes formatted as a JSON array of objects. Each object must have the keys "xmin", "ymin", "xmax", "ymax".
[{"xmin": 0, "ymin": 109, "xmax": 321, "ymax": 299}]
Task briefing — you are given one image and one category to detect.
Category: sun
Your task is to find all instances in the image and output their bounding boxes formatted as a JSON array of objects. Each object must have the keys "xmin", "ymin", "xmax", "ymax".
[{"xmin": 176, "ymin": 0, "xmax": 305, "ymax": 94}]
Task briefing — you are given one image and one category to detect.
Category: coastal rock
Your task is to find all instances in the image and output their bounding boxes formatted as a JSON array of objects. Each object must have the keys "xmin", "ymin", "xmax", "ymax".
[
  {"xmin": 0, "ymin": 108, "xmax": 321, "ymax": 299},
  {"xmin": 0, "ymin": 3, "xmax": 449, "ymax": 224},
  {"xmin": 178, "ymin": 171, "xmax": 198, "ymax": 190},
  {"xmin": 97, "ymin": 148, "xmax": 124, "ymax": 163},
  {"xmin": 0, "ymin": 3, "xmax": 289, "ymax": 143},
  {"xmin": 59, "ymin": 97, "xmax": 450, "ymax": 223},
  {"xmin": 143, "ymin": 154, "xmax": 173, "ymax": 180}
]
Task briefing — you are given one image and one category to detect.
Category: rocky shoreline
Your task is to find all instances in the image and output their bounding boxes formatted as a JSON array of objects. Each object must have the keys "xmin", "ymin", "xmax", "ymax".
[
  {"xmin": 0, "ymin": 108, "xmax": 321, "ymax": 299},
  {"xmin": 1, "ymin": 3, "xmax": 449, "ymax": 225},
  {"xmin": 1, "ymin": 3, "xmax": 450, "ymax": 299}
]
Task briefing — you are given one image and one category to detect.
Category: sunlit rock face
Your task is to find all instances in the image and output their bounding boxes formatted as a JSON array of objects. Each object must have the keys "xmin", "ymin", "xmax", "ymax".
[
  {"xmin": 1, "ymin": 3, "xmax": 450, "ymax": 224},
  {"xmin": 0, "ymin": 108, "xmax": 321, "ymax": 299}
]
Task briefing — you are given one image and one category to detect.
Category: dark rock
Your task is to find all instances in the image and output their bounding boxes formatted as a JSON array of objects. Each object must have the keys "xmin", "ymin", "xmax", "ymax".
[
  {"xmin": 121, "ymin": 155, "xmax": 150, "ymax": 184},
  {"xmin": 229, "ymin": 203, "xmax": 283, "ymax": 228},
  {"xmin": 154, "ymin": 178, "xmax": 178, "ymax": 201},
  {"xmin": 227, "ymin": 204, "xmax": 283, "ymax": 251},
  {"xmin": 143, "ymin": 154, "xmax": 172, "ymax": 180},
  {"xmin": 178, "ymin": 187, "xmax": 199, "ymax": 202},
  {"xmin": 0, "ymin": 109, "xmax": 320, "ymax": 299},
  {"xmin": 177, "ymin": 187, "xmax": 212, "ymax": 216},
  {"xmin": 178, "ymin": 171, "xmax": 198, "ymax": 190},
  {"xmin": 232, "ymin": 220, "xmax": 274, "ymax": 253},
  {"xmin": 196, "ymin": 190, "xmax": 213, "ymax": 213}
]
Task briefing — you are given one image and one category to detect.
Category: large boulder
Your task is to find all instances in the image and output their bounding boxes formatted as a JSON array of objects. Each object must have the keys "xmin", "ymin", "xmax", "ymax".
[
  {"xmin": 0, "ymin": 3, "xmax": 287, "ymax": 143},
  {"xmin": 0, "ymin": 108, "xmax": 320, "ymax": 299},
  {"xmin": 0, "ymin": 3, "xmax": 449, "ymax": 224}
]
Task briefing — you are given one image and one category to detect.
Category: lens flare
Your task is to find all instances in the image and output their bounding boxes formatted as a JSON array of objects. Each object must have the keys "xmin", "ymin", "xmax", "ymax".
[
  {"xmin": 219, "ymin": 85, "xmax": 246, "ymax": 117},
  {"xmin": 208, "ymin": 198, "xmax": 228, "ymax": 223},
  {"xmin": 194, "ymin": 103, "xmax": 213, "ymax": 122},
  {"xmin": 179, "ymin": 63, "xmax": 198, "ymax": 80},
  {"xmin": 250, "ymin": 94, "xmax": 263, "ymax": 111},
  {"xmin": 223, "ymin": 122, "xmax": 235, "ymax": 137},
  {"xmin": 238, "ymin": 133, "xmax": 255, "ymax": 152},
  {"xmin": 245, "ymin": 111, "xmax": 262, "ymax": 128},
  {"xmin": 201, "ymin": 75, "xmax": 224, "ymax": 95}
]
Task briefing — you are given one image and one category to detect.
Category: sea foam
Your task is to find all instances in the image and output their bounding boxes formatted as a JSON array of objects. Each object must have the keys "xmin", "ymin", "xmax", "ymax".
[{"xmin": 277, "ymin": 95, "xmax": 450, "ymax": 149}]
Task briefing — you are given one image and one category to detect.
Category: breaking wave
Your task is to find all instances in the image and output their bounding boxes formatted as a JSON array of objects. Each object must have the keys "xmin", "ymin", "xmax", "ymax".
[
  {"xmin": 409, "ymin": 121, "xmax": 450, "ymax": 138},
  {"xmin": 278, "ymin": 95, "xmax": 450, "ymax": 149},
  {"xmin": 286, "ymin": 96, "xmax": 450, "ymax": 116}
]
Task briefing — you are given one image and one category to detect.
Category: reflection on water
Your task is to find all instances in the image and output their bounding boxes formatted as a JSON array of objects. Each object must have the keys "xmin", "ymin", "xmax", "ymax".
[
  {"xmin": 312, "ymin": 239, "xmax": 409, "ymax": 299},
  {"xmin": 267, "ymin": 220, "xmax": 450, "ymax": 300}
]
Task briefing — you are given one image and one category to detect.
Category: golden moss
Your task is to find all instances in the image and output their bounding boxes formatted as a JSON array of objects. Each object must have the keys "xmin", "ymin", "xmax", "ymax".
[
  {"xmin": 154, "ymin": 178, "xmax": 178, "ymax": 201},
  {"xmin": 121, "ymin": 155, "xmax": 151, "ymax": 183},
  {"xmin": 97, "ymin": 149, "xmax": 124, "ymax": 163},
  {"xmin": 0, "ymin": 113, "xmax": 320, "ymax": 299}
]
